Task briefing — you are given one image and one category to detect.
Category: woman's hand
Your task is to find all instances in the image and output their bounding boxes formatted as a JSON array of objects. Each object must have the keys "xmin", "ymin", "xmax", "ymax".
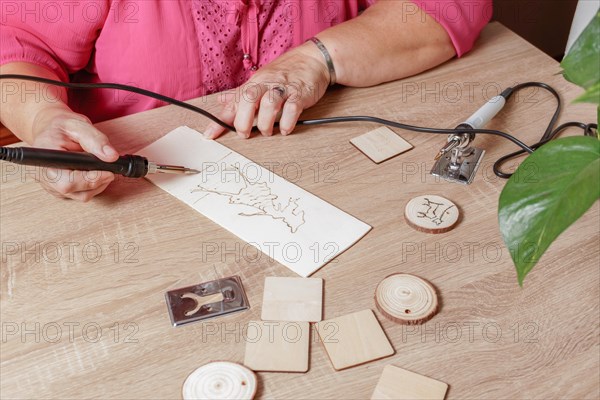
[
  {"xmin": 30, "ymin": 107, "xmax": 119, "ymax": 202},
  {"xmin": 203, "ymin": 42, "xmax": 330, "ymax": 139}
]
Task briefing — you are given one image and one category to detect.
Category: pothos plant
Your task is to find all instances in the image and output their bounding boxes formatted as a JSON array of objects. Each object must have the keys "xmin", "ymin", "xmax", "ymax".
[{"xmin": 498, "ymin": 11, "xmax": 600, "ymax": 286}]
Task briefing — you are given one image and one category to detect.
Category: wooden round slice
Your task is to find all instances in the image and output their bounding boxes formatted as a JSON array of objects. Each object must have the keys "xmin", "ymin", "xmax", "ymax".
[
  {"xmin": 404, "ymin": 194, "xmax": 459, "ymax": 234},
  {"xmin": 182, "ymin": 361, "xmax": 257, "ymax": 400},
  {"xmin": 375, "ymin": 273, "xmax": 439, "ymax": 325}
]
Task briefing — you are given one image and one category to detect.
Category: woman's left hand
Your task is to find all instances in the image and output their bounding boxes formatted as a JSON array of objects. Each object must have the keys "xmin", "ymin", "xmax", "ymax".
[{"xmin": 203, "ymin": 42, "xmax": 330, "ymax": 139}]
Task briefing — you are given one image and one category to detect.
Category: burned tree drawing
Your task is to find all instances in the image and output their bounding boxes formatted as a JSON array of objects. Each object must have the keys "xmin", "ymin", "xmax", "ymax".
[
  {"xmin": 416, "ymin": 197, "xmax": 455, "ymax": 226},
  {"xmin": 191, "ymin": 166, "xmax": 306, "ymax": 233}
]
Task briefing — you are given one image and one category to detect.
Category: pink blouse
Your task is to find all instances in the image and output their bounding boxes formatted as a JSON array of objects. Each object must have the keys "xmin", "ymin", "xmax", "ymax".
[{"xmin": 1, "ymin": 0, "xmax": 491, "ymax": 122}]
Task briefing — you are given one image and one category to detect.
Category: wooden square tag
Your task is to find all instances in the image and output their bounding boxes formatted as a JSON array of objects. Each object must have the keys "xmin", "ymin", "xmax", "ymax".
[
  {"xmin": 316, "ymin": 309, "xmax": 394, "ymax": 370},
  {"xmin": 371, "ymin": 365, "xmax": 448, "ymax": 400},
  {"xmin": 244, "ymin": 321, "xmax": 310, "ymax": 372},
  {"xmin": 261, "ymin": 277, "xmax": 323, "ymax": 322},
  {"xmin": 350, "ymin": 127, "xmax": 413, "ymax": 163}
]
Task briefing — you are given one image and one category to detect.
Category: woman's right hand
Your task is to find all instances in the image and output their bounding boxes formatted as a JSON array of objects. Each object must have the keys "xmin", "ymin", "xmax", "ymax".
[{"xmin": 30, "ymin": 108, "xmax": 119, "ymax": 202}]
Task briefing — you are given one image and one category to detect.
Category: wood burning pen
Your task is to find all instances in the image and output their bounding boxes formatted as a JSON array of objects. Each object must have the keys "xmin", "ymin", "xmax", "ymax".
[
  {"xmin": 434, "ymin": 91, "xmax": 510, "ymax": 161},
  {"xmin": 0, "ymin": 147, "xmax": 200, "ymax": 178}
]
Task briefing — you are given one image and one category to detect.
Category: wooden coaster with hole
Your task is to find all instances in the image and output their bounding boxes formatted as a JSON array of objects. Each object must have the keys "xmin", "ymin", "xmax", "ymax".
[
  {"xmin": 261, "ymin": 277, "xmax": 323, "ymax": 322},
  {"xmin": 350, "ymin": 126, "xmax": 413, "ymax": 164},
  {"xmin": 244, "ymin": 321, "xmax": 310, "ymax": 372},
  {"xmin": 316, "ymin": 309, "xmax": 394, "ymax": 370},
  {"xmin": 182, "ymin": 361, "xmax": 257, "ymax": 400},
  {"xmin": 371, "ymin": 365, "xmax": 448, "ymax": 400},
  {"xmin": 375, "ymin": 274, "xmax": 438, "ymax": 325},
  {"xmin": 404, "ymin": 194, "xmax": 459, "ymax": 234}
]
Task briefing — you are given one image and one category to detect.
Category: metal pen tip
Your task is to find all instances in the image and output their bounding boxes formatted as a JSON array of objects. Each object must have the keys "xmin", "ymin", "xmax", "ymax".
[
  {"xmin": 148, "ymin": 162, "xmax": 200, "ymax": 175},
  {"xmin": 157, "ymin": 165, "xmax": 200, "ymax": 174}
]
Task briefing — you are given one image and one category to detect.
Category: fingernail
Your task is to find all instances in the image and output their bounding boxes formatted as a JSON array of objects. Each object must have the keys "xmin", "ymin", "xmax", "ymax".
[
  {"xmin": 238, "ymin": 131, "xmax": 250, "ymax": 139},
  {"xmin": 280, "ymin": 129, "xmax": 288, "ymax": 136},
  {"xmin": 102, "ymin": 145, "xmax": 118, "ymax": 158},
  {"xmin": 203, "ymin": 126, "xmax": 217, "ymax": 139}
]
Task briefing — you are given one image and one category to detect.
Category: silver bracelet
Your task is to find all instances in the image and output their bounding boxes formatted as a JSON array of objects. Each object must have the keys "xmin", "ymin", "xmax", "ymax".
[{"xmin": 309, "ymin": 37, "xmax": 337, "ymax": 86}]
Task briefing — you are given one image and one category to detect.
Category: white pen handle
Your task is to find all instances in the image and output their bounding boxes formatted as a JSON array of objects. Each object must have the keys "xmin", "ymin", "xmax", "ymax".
[{"xmin": 461, "ymin": 95, "xmax": 506, "ymax": 130}]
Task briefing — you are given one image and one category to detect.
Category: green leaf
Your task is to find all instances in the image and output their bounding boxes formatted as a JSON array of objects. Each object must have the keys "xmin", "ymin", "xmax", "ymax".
[
  {"xmin": 498, "ymin": 136, "xmax": 600, "ymax": 286},
  {"xmin": 561, "ymin": 11, "xmax": 600, "ymax": 89},
  {"xmin": 574, "ymin": 82, "xmax": 600, "ymax": 105}
]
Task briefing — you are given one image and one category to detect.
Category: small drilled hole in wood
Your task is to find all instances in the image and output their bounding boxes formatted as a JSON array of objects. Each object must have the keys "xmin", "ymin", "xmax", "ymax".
[{"xmin": 405, "ymin": 309, "xmax": 411, "ymax": 314}]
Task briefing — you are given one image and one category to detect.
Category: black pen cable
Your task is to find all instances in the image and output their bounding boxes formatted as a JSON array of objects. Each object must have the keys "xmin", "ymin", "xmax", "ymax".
[{"xmin": 0, "ymin": 74, "xmax": 596, "ymax": 178}]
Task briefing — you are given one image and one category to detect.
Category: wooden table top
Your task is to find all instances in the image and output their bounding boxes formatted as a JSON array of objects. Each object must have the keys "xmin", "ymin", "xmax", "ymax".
[{"xmin": 1, "ymin": 23, "xmax": 598, "ymax": 399}]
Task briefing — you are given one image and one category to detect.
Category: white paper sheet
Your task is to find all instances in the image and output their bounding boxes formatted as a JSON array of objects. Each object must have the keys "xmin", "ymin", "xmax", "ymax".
[{"xmin": 138, "ymin": 126, "xmax": 371, "ymax": 277}]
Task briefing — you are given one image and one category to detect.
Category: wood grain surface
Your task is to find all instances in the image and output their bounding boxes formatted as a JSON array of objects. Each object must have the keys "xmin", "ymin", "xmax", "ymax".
[
  {"xmin": 317, "ymin": 309, "xmax": 395, "ymax": 371},
  {"xmin": 181, "ymin": 361, "xmax": 257, "ymax": 400},
  {"xmin": 374, "ymin": 273, "xmax": 439, "ymax": 324},
  {"xmin": 371, "ymin": 365, "xmax": 448, "ymax": 400},
  {"xmin": 244, "ymin": 321, "xmax": 310, "ymax": 372},
  {"xmin": 404, "ymin": 194, "xmax": 460, "ymax": 234},
  {"xmin": 1, "ymin": 23, "xmax": 598, "ymax": 399},
  {"xmin": 350, "ymin": 126, "xmax": 413, "ymax": 164},
  {"xmin": 261, "ymin": 277, "xmax": 323, "ymax": 322}
]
